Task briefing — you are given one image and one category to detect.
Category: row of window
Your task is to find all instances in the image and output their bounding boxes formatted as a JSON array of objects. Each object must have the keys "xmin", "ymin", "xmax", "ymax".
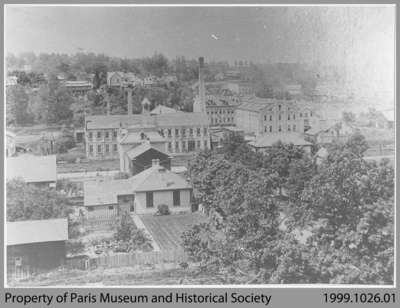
[
  {"xmin": 264, "ymin": 124, "xmax": 297, "ymax": 133},
  {"xmin": 88, "ymin": 143, "xmax": 118, "ymax": 155},
  {"xmin": 88, "ymin": 130, "xmax": 118, "ymax": 140},
  {"xmin": 167, "ymin": 140, "xmax": 208, "ymax": 152},
  {"xmin": 210, "ymin": 117, "xmax": 234, "ymax": 124},
  {"xmin": 162, "ymin": 127, "xmax": 208, "ymax": 138},
  {"xmin": 207, "ymin": 109, "xmax": 235, "ymax": 115},
  {"xmin": 263, "ymin": 111, "xmax": 313, "ymax": 122}
]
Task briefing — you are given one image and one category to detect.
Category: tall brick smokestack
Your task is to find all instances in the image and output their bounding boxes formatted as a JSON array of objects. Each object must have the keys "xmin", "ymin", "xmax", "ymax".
[
  {"xmin": 198, "ymin": 57, "xmax": 206, "ymax": 113},
  {"xmin": 127, "ymin": 87, "xmax": 133, "ymax": 115}
]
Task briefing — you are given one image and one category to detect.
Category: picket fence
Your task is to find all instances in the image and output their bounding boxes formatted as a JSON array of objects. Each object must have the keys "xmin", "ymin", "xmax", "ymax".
[{"xmin": 91, "ymin": 249, "xmax": 188, "ymax": 269}]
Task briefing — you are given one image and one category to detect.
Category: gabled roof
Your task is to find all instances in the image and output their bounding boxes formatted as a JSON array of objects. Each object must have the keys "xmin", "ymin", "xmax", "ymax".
[
  {"xmin": 84, "ymin": 165, "xmax": 192, "ymax": 206},
  {"xmin": 6, "ymin": 154, "xmax": 56, "ymax": 183},
  {"xmin": 141, "ymin": 97, "xmax": 151, "ymax": 106},
  {"xmin": 126, "ymin": 142, "xmax": 169, "ymax": 160},
  {"xmin": 150, "ymin": 105, "xmax": 180, "ymax": 115},
  {"xmin": 84, "ymin": 179, "xmax": 133, "ymax": 206},
  {"xmin": 249, "ymin": 133, "xmax": 312, "ymax": 148},
  {"xmin": 7, "ymin": 218, "xmax": 68, "ymax": 246}
]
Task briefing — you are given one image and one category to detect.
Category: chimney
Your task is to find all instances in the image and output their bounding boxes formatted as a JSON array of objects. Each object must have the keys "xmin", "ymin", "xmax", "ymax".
[
  {"xmin": 152, "ymin": 159, "xmax": 160, "ymax": 167},
  {"xmin": 127, "ymin": 87, "xmax": 133, "ymax": 115},
  {"xmin": 198, "ymin": 57, "xmax": 206, "ymax": 113}
]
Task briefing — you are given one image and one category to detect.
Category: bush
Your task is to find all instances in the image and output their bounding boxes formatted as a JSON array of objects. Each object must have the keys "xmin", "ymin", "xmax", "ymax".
[{"xmin": 155, "ymin": 204, "xmax": 170, "ymax": 216}]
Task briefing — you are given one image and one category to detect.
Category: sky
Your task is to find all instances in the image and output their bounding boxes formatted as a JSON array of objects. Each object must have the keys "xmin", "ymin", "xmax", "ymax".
[{"xmin": 5, "ymin": 5, "xmax": 395, "ymax": 99}]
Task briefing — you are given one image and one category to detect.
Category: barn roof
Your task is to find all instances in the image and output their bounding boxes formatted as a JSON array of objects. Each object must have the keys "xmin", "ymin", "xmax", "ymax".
[
  {"xmin": 6, "ymin": 154, "xmax": 56, "ymax": 183},
  {"xmin": 126, "ymin": 142, "xmax": 169, "ymax": 160},
  {"xmin": 7, "ymin": 218, "xmax": 68, "ymax": 246}
]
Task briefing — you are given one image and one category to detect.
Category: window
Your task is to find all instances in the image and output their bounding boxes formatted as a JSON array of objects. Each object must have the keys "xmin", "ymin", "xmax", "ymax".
[
  {"xmin": 293, "ymin": 114, "xmax": 296, "ymax": 120},
  {"xmin": 130, "ymin": 204, "xmax": 134, "ymax": 212},
  {"xmin": 146, "ymin": 192, "xmax": 154, "ymax": 208},
  {"xmin": 105, "ymin": 131, "xmax": 109, "ymax": 139},
  {"xmin": 288, "ymin": 114, "xmax": 291, "ymax": 120},
  {"xmin": 89, "ymin": 145, "xmax": 93, "ymax": 153},
  {"xmin": 113, "ymin": 144, "xmax": 118, "ymax": 152},
  {"xmin": 300, "ymin": 113, "xmax": 303, "ymax": 117},
  {"xmin": 175, "ymin": 142, "xmax": 179, "ymax": 152},
  {"xmin": 97, "ymin": 145, "xmax": 102, "ymax": 153},
  {"xmin": 173, "ymin": 190, "xmax": 180, "ymax": 206},
  {"xmin": 97, "ymin": 131, "xmax": 101, "ymax": 139},
  {"xmin": 175, "ymin": 129, "xmax": 179, "ymax": 136},
  {"xmin": 197, "ymin": 128, "xmax": 201, "ymax": 136},
  {"xmin": 288, "ymin": 125, "xmax": 291, "ymax": 132},
  {"xmin": 293, "ymin": 125, "xmax": 296, "ymax": 131},
  {"xmin": 189, "ymin": 128, "xmax": 193, "ymax": 136},
  {"xmin": 279, "ymin": 114, "xmax": 281, "ymax": 120},
  {"xmin": 204, "ymin": 140, "xmax": 208, "ymax": 149},
  {"xmin": 310, "ymin": 111, "xmax": 313, "ymax": 117},
  {"xmin": 88, "ymin": 132, "xmax": 93, "ymax": 140},
  {"xmin": 270, "ymin": 115, "xmax": 272, "ymax": 121},
  {"xmin": 182, "ymin": 141, "xmax": 186, "ymax": 152},
  {"xmin": 168, "ymin": 142, "xmax": 172, "ymax": 152},
  {"xmin": 182, "ymin": 128, "xmax": 186, "ymax": 137},
  {"xmin": 105, "ymin": 144, "xmax": 109, "ymax": 153},
  {"xmin": 168, "ymin": 129, "xmax": 172, "ymax": 137},
  {"xmin": 203, "ymin": 128, "xmax": 207, "ymax": 135},
  {"xmin": 108, "ymin": 205, "xmax": 114, "ymax": 210},
  {"xmin": 113, "ymin": 130, "xmax": 117, "ymax": 138},
  {"xmin": 279, "ymin": 105, "xmax": 281, "ymax": 111},
  {"xmin": 264, "ymin": 126, "xmax": 267, "ymax": 132},
  {"xmin": 197, "ymin": 140, "xmax": 201, "ymax": 149},
  {"xmin": 270, "ymin": 126, "xmax": 272, "ymax": 132},
  {"xmin": 278, "ymin": 125, "xmax": 282, "ymax": 132}
]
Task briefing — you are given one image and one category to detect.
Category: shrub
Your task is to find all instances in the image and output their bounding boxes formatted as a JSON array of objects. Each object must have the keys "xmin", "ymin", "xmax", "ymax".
[{"xmin": 156, "ymin": 204, "xmax": 170, "ymax": 216}]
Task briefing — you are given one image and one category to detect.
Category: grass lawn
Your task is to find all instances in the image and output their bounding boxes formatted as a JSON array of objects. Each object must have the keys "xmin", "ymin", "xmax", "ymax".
[{"xmin": 139, "ymin": 213, "xmax": 208, "ymax": 250}]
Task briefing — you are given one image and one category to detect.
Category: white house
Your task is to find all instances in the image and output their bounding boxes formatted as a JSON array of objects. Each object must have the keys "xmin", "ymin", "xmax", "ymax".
[{"xmin": 83, "ymin": 160, "xmax": 192, "ymax": 219}]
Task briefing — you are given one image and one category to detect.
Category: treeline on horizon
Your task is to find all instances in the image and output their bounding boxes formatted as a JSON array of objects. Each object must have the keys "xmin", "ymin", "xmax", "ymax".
[{"xmin": 6, "ymin": 51, "xmax": 342, "ymax": 87}]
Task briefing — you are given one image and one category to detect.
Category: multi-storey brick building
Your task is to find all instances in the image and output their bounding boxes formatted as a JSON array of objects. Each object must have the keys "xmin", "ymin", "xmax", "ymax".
[
  {"xmin": 85, "ymin": 112, "xmax": 210, "ymax": 159},
  {"xmin": 235, "ymin": 97, "xmax": 318, "ymax": 137}
]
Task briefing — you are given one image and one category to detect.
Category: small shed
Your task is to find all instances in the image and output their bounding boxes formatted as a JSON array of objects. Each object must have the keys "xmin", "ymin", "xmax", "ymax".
[{"xmin": 7, "ymin": 218, "xmax": 69, "ymax": 280}]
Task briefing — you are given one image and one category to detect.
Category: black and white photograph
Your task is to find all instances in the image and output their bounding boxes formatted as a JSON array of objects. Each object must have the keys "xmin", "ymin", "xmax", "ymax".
[{"xmin": 4, "ymin": 4, "xmax": 395, "ymax": 287}]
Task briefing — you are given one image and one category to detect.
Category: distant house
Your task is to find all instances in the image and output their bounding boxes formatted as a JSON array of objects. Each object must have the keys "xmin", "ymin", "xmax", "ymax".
[
  {"xmin": 61, "ymin": 80, "xmax": 92, "ymax": 96},
  {"xmin": 6, "ymin": 130, "xmax": 16, "ymax": 157},
  {"xmin": 7, "ymin": 218, "xmax": 68, "ymax": 280},
  {"xmin": 150, "ymin": 105, "xmax": 180, "ymax": 115},
  {"xmin": 84, "ymin": 160, "xmax": 192, "ymax": 219},
  {"xmin": 305, "ymin": 121, "xmax": 355, "ymax": 144},
  {"xmin": 119, "ymin": 141, "xmax": 171, "ymax": 176},
  {"xmin": 107, "ymin": 72, "xmax": 143, "ymax": 88},
  {"xmin": 249, "ymin": 133, "xmax": 313, "ymax": 154},
  {"xmin": 6, "ymin": 154, "xmax": 57, "ymax": 188},
  {"xmin": 143, "ymin": 75, "xmax": 159, "ymax": 87}
]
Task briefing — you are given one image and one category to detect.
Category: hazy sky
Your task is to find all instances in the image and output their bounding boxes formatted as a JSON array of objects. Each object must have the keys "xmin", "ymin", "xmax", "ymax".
[{"xmin": 5, "ymin": 5, "xmax": 395, "ymax": 97}]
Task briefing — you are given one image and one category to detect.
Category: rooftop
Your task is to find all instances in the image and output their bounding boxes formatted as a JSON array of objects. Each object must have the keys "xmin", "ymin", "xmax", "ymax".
[
  {"xmin": 86, "ymin": 112, "xmax": 209, "ymax": 130},
  {"xmin": 6, "ymin": 154, "xmax": 56, "ymax": 183},
  {"xmin": 84, "ymin": 164, "xmax": 191, "ymax": 206},
  {"xmin": 125, "ymin": 142, "xmax": 169, "ymax": 160},
  {"xmin": 7, "ymin": 218, "xmax": 68, "ymax": 246}
]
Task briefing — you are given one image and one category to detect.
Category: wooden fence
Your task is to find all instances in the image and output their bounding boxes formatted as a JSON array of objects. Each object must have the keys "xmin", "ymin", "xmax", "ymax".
[{"xmin": 90, "ymin": 249, "xmax": 188, "ymax": 269}]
